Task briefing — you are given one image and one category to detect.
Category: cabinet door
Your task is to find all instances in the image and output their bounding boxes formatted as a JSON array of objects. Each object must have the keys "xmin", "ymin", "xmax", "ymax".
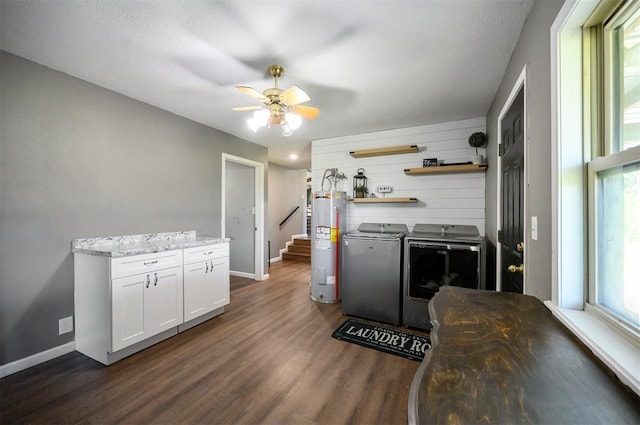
[
  {"xmin": 149, "ymin": 266, "xmax": 184, "ymax": 334},
  {"xmin": 183, "ymin": 261, "xmax": 215, "ymax": 322},
  {"xmin": 210, "ymin": 258, "xmax": 230, "ymax": 310},
  {"xmin": 112, "ymin": 266, "xmax": 183, "ymax": 352},
  {"xmin": 111, "ymin": 273, "xmax": 149, "ymax": 352}
]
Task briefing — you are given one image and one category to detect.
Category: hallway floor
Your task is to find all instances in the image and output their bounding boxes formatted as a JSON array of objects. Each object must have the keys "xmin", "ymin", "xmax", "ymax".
[{"xmin": 1, "ymin": 261, "xmax": 424, "ymax": 424}]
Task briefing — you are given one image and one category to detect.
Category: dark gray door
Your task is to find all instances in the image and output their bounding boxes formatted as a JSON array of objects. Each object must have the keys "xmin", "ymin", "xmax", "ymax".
[
  {"xmin": 225, "ymin": 161, "xmax": 255, "ymax": 275},
  {"xmin": 500, "ymin": 85, "xmax": 525, "ymax": 293}
]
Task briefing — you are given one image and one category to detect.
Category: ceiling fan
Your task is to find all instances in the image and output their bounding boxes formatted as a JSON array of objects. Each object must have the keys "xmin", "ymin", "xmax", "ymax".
[{"xmin": 233, "ymin": 64, "xmax": 319, "ymax": 136}]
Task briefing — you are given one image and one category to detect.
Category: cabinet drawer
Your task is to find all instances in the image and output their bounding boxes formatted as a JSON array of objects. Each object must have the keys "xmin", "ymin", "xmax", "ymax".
[
  {"xmin": 183, "ymin": 243, "xmax": 229, "ymax": 265},
  {"xmin": 111, "ymin": 250, "xmax": 183, "ymax": 279}
]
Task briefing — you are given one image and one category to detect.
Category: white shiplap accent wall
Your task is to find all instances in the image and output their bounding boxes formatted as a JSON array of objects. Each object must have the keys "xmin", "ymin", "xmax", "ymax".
[{"xmin": 311, "ymin": 117, "xmax": 487, "ymax": 235}]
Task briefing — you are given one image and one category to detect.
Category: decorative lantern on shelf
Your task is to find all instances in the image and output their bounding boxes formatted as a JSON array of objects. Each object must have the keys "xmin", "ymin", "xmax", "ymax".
[{"xmin": 353, "ymin": 168, "xmax": 368, "ymax": 198}]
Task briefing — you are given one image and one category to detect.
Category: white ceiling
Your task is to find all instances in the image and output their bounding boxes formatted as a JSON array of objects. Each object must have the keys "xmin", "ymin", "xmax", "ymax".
[{"xmin": 0, "ymin": 0, "xmax": 533, "ymax": 169}]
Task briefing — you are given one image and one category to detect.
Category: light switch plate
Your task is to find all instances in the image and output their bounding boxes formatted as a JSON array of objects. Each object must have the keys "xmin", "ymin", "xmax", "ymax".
[
  {"xmin": 377, "ymin": 186, "xmax": 393, "ymax": 193},
  {"xmin": 59, "ymin": 316, "xmax": 73, "ymax": 335},
  {"xmin": 531, "ymin": 216, "xmax": 538, "ymax": 241}
]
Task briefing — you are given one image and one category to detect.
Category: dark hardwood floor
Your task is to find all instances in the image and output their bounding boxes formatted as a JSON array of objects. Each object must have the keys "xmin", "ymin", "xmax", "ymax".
[{"xmin": 0, "ymin": 261, "xmax": 424, "ymax": 425}]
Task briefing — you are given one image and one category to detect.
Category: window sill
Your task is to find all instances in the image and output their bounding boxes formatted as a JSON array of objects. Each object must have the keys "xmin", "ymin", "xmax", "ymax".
[{"xmin": 545, "ymin": 301, "xmax": 640, "ymax": 396}]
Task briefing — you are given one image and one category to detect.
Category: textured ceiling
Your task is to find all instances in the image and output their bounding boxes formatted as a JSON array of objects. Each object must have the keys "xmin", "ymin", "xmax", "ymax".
[{"xmin": 0, "ymin": 0, "xmax": 533, "ymax": 168}]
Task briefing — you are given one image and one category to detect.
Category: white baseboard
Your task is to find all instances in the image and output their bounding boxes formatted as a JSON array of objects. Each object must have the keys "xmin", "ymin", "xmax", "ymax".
[
  {"xmin": 276, "ymin": 239, "xmax": 294, "ymax": 261},
  {"xmin": 229, "ymin": 271, "xmax": 255, "ymax": 279},
  {"xmin": 230, "ymin": 270, "xmax": 270, "ymax": 281},
  {"xmin": 0, "ymin": 341, "xmax": 76, "ymax": 378}
]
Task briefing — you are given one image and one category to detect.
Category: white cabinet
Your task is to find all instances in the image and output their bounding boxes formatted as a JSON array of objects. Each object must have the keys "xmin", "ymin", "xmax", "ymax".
[
  {"xmin": 183, "ymin": 243, "xmax": 229, "ymax": 322},
  {"xmin": 74, "ymin": 241, "xmax": 229, "ymax": 365},
  {"xmin": 111, "ymin": 265, "xmax": 183, "ymax": 352},
  {"xmin": 74, "ymin": 249, "xmax": 184, "ymax": 365}
]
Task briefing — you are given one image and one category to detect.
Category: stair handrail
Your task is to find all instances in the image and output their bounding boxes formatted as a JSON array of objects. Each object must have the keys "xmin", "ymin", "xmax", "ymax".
[{"xmin": 279, "ymin": 206, "xmax": 300, "ymax": 228}]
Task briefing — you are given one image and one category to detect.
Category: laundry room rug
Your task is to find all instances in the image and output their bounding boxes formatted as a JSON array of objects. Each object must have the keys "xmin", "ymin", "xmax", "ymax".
[{"xmin": 332, "ymin": 319, "xmax": 431, "ymax": 361}]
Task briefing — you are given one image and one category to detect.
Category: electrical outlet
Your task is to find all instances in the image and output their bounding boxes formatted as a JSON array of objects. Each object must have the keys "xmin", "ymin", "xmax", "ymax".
[
  {"xmin": 59, "ymin": 316, "xmax": 73, "ymax": 335},
  {"xmin": 377, "ymin": 185, "xmax": 393, "ymax": 193}
]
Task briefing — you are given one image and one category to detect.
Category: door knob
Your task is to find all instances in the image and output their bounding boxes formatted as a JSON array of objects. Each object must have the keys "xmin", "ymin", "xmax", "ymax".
[
  {"xmin": 517, "ymin": 242, "xmax": 525, "ymax": 252},
  {"xmin": 508, "ymin": 264, "xmax": 524, "ymax": 273}
]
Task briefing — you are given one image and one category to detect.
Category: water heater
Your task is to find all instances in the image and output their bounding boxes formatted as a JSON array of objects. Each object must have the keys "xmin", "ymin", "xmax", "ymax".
[{"xmin": 310, "ymin": 191, "xmax": 347, "ymax": 303}]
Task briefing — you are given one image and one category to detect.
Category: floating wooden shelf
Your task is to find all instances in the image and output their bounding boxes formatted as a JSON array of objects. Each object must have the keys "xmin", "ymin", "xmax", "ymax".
[
  {"xmin": 404, "ymin": 163, "xmax": 487, "ymax": 175},
  {"xmin": 350, "ymin": 145, "xmax": 419, "ymax": 158},
  {"xmin": 350, "ymin": 197, "xmax": 417, "ymax": 203}
]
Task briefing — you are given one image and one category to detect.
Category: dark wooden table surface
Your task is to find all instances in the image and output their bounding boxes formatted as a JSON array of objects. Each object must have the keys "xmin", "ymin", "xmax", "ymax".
[{"xmin": 408, "ymin": 286, "xmax": 640, "ymax": 424}]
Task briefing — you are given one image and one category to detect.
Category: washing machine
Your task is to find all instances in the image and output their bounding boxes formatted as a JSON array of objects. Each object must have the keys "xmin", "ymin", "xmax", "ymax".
[
  {"xmin": 341, "ymin": 223, "xmax": 408, "ymax": 325},
  {"xmin": 403, "ymin": 224, "xmax": 485, "ymax": 330}
]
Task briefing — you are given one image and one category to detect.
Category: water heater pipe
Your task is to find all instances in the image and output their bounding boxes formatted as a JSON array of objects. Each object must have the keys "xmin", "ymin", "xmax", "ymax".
[{"xmin": 335, "ymin": 206, "xmax": 340, "ymax": 299}]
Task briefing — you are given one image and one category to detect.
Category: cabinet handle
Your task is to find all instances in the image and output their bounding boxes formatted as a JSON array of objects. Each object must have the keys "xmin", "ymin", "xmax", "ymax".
[
  {"xmin": 205, "ymin": 262, "xmax": 209, "ymax": 273},
  {"xmin": 154, "ymin": 272, "xmax": 158, "ymax": 286},
  {"xmin": 204, "ymin": 251, "xmax": 214, "ymax": 255},
  {"xmin": 146, "ymin": 274, "xmax": 150, "ymax": 288},
  {"xmin": 210, "ymin": 261, "xmax": 214, "ymax": 270},
  {"xmin": 144, "ymin": 260, "xmax": 158, "ymax": 266}
]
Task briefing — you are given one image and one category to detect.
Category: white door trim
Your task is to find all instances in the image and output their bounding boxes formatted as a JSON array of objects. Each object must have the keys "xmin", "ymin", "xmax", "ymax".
[
  {"xmin": 221, "ymin": 153, "xmax": 267, "ymax": 281},
  {"xmin": 496, "ymin": 65, "xmax": 528, "ymax": 293}
]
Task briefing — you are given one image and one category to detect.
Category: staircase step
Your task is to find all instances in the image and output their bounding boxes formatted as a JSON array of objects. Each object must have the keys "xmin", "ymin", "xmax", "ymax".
[
  {"xmin": 293, "ymin": 237, "xmax": 311, "ymax": 247},
  {"xmin": 288, "ymin": 244, "xmax": 311, "ymax": 254},
  {"xmin": 283, "ymin": 252, "xmax": 311, "ymax": 262},
  {"xmin": 282, "ymin": 237, "xmax": 312, "ymax": 263}
]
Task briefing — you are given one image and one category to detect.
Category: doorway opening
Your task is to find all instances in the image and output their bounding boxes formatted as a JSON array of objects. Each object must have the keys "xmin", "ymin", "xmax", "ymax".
[{"xmin": 222, "ymin": 153, "xmax": 266, "ymax": 281}]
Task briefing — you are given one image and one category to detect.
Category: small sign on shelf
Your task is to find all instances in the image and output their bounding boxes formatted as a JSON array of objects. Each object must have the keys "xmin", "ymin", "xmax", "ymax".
[{"xmin": 423, "ymin": 158, "xmax": 438, "ymax": 167}]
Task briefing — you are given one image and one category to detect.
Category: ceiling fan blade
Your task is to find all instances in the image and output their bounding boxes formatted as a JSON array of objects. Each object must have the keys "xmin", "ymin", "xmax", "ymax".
[
  {"xmin": 232, "ymin": 106, "xmax": 264, "ymax": 111},
  {"xmin": 279, "ymin": 85, "xmax": 311, "ymax": 106},
  {"xmin": 236, "ymin": 86, "xmax": 267, "ymax": 101},
  {"xmin": 290, "ymin": 105, "xmax": 319, "ymax": 120}
]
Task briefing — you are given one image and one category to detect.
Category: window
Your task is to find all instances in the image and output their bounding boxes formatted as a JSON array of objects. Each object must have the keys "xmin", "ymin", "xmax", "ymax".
[
  {"xmin": 590, "ymin": 161, "xmax": 640, "ymax": 328},
  {"xmin": 553, "ymin": 0, "xmax": 640, "ymax": 396},
  {"xmin": 610, "ymin": 6, "xmax": 640, "ymax": 153},
  {"xmin": 586, "ymin": 0, "xmax": 640, "ymax": 334}
]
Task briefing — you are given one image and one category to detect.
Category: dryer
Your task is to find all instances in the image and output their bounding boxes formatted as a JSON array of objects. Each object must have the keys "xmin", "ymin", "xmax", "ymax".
[{"xmin": 403, "ymin": 224, "xmax": 485, "ymax": 330}]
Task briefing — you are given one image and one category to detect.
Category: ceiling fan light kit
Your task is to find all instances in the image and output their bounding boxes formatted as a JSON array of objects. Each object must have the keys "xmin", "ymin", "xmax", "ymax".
[{"xmin": 233, "ymin": 64, "xmax": 319, "ymax": 137}]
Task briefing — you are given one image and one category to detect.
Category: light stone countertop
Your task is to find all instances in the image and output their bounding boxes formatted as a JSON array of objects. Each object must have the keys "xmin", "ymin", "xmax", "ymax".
[{"xmin": 72, "ymin": 230, "xmax": 228, "ymax": 257}]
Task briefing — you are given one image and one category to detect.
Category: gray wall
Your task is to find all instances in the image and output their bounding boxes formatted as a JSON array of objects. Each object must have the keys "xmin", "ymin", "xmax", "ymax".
[
  {"xmin": 486, "ymin": 0, "xmax": 564, "ymax": 300},
  {"xmin": 267, "ymin": 163, "xmax": 307, "ymax": 260},
  {"xmin": 0, "ymin": 51, "xmax": 267, "ymax": 365}
]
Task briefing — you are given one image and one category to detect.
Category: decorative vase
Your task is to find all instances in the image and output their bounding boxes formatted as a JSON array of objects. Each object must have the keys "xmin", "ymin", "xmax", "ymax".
[{"xmin": 471, "ymin": 154, "xmax": 484, "ymax": 164}]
